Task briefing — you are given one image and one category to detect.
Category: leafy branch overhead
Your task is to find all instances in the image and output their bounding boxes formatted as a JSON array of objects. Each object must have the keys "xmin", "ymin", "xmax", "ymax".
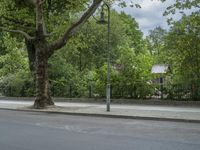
[
  {"xmin": 161, "ymin": 0, "xmax": 200, "ymax": 16},
  {"xmin": 0, "ymin": 0, "xmax": 102, "ymax": 40}
]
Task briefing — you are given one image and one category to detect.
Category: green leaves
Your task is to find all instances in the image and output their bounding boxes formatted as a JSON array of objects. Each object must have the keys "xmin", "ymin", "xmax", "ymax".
[
  {"xmin": 162, "ymin": 0, "xmax": 200, "ymax": 20},
  {"xmin": 45, "ymin": 9, "xmax": 153, "ymax": 98},
  {"xmin": 0, "ymin": 33, "xmax": 33, "ymax": 96},
  {"xmin": 0, "ymin": 33, "xmax": 28, "ymax": 76},
  {"xmin": 163, "ymin": 12, "xmax": 200, "ymax": 92}
]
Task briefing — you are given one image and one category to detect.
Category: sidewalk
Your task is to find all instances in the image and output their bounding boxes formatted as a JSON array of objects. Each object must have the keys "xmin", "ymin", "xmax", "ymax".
[{"xmin": 1, "ymin": 99, "xmax": 200, "ymax": 123}]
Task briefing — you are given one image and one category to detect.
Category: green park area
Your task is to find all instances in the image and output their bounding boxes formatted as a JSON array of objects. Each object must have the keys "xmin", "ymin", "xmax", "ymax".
[{"xmin": 0, "ymin": 0, "xmax": 199, "ymax": 108}]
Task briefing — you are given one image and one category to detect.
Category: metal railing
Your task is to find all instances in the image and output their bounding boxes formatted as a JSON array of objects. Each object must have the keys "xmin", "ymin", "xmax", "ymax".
[{"xmin": 1, "ymin": 83, "xmax": 199, "ymax": 100}]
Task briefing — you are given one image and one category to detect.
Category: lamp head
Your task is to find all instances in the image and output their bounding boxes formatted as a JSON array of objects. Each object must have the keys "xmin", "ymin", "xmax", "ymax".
[{"xmin": 97, "ymin": 10, "xmax": 107, "ymax": 25}]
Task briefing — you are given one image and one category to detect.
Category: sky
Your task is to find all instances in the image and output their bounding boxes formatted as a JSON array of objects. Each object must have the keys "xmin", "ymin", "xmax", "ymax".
[{"xmin": 114, "ymin": 0, "xmax": 196, "ymax": 36}]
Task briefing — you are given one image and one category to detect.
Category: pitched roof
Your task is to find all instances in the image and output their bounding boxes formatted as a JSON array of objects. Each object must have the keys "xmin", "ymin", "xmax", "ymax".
[{"xmin": 151, "ymin": 64, "xmax": 169, "ymax": 74}]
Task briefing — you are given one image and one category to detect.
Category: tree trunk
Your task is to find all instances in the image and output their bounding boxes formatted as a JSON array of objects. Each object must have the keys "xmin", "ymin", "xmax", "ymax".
[
  {"xmin": 25, "ymin": 39, "xmax": 36, "ymax": 72},
  {"xmin": 33, "ymin": 40, "xmax": 54, "ymax": 109}
]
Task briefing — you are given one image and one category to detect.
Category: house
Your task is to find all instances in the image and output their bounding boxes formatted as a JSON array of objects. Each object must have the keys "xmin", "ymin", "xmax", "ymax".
[{"xmin": 151, "ymin": 64, "xmax": 170, "ymax": 98}]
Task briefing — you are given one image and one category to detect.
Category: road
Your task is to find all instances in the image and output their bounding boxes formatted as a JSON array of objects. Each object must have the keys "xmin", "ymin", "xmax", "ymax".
[{"xmin": 0, "ymin": 109, "xmax": 200, "ymax": 150}]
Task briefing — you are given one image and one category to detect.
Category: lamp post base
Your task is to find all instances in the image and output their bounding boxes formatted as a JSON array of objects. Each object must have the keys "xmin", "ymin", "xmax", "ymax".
[{"xmin": 106, "ymin": 84, "xmax": 110, "ymax": 112}]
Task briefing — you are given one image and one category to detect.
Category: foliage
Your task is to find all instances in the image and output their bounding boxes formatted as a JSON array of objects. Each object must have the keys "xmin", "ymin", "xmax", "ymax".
[
  {"xmin": 163, "ymin": 12, "xmax": 200, "ymax": 99},
  {"xmin": 46, "ymin": 10, "xmax": 153, "ymax": 99},
  {"xmin": 146, "ymin": 26, "xmax": 167, "ymax": 56},
  {"xmin": 0, "ymin": 34, "xmax": 34, "ymax": 96}
]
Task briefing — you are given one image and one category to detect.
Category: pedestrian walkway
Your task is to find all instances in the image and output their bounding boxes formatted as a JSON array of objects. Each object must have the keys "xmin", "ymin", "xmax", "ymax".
[{"xmin": 0, "ymin": 100, "xmax": 200, "ymax": 123}]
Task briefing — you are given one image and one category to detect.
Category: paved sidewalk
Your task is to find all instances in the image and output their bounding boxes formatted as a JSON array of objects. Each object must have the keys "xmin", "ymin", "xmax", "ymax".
[{"xmin": 0, "ymin": 100, "xmax": 200, "ymax": 123}]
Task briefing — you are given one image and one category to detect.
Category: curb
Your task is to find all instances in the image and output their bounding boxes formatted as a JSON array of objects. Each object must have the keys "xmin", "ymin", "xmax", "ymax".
[{"xmin": 1, "ymin": 107, "xmax": 200, "ymax": 123}]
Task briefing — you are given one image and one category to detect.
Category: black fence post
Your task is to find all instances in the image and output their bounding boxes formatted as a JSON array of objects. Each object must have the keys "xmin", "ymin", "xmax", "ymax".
[
  {"xmin": 89, "ymin": 85, "xmax": 92, "ymax": 98},
  {"xmin": 21, "ymin": 86, "xmax": 25, "ymax": 97},
  {"xmin": 9, "ymin": 86, "xmax": 12, "ymax": 96},
  {"xmin": 110, "ymin": 84, "xmax": 112, "ymax": 98},
  {"xmin": 52, "ymin": 86, "xmax": 54, "ymax": 97},
  {"xmin": 160, "ymin": 77, "xmax": 163, "ymax": 99},
  {"xmin": 69, "ymin": 85, "xmax": 72, "ymax": 98}
]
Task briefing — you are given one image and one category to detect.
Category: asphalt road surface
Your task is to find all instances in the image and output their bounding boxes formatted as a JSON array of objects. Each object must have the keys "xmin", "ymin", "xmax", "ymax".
[{"xmin": 0, "ymin": 109, "xmax": 200, "ymax": 150}]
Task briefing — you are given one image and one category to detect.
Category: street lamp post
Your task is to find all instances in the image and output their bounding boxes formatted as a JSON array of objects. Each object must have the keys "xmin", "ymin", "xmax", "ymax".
[{"xmin": 97, "ymin": 3, "xmax": 111, "ymax": 112}]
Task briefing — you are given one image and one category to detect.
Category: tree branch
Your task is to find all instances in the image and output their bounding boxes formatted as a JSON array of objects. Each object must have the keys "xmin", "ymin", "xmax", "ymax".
[
  {"xmin": 0, "ymin": 26, "xmax": 35, "ymax": 40},
  {"xmin": 48, "ymin": 0, "xmax": 103, "ymax": 56},
  {"xmin": 36, "ymin": 0, "xmax": 46, "ymax": 37},
  {"xmin": 2, "ymin": 16, "xmax": 35, "ymax": 30}
]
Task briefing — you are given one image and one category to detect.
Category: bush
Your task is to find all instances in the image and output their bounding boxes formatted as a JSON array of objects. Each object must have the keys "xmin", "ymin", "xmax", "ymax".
[{"xmin": 0, "ymin": 71, "xmax": 34, "ymax": 97}]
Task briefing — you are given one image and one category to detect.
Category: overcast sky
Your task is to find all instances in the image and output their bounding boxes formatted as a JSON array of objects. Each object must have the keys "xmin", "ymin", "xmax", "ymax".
[{"xmin": 114, "ymin": 0, "xmax": 196, "ymax": 36}]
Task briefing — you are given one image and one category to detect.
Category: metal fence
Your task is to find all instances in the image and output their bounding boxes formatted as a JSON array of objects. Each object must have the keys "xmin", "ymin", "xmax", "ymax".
[{"xmin": 0, "ymin": 83, "xmax": 199, "ymax": 100}]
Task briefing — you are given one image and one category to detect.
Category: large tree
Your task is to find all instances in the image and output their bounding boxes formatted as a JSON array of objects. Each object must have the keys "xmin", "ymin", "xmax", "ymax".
[{"xmin": 0, "ymin": 0, "xmax": 103, "ymax": 108}]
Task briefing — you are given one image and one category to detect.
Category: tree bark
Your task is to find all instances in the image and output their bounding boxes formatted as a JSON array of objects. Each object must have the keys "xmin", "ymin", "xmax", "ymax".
[
  {"xmin": 33, "ymin": 40, "xmax": 54, "ymax": 108},
  {"xmin": 33, "ymin": 0, "xmax": 54, "ymax": 108},
  {"xmin": 25, "ymin": 39, "xmax": 36, "ymax": 72}
]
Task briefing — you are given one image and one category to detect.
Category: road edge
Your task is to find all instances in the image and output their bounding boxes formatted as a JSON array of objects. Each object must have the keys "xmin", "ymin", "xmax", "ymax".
[{"xmin": 1, "ymin": 107, "xmax": 200, "ymax": 123}]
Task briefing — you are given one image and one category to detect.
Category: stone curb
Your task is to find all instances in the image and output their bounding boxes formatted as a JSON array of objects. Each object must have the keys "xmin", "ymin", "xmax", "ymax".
[{"xmin": 1, "ymin": 107, "xmax": 200, "ymax": 124}]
